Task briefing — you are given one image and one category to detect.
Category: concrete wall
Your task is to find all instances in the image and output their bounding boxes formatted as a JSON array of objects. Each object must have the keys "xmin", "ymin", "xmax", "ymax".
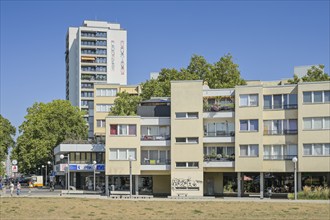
[
  {"xmin": 105, "ymin": 116, "xmax": 141, "ymax": 175},
  {"xmin": 170, "ymin": 81, "xmax": 204, "ymax": 196}
]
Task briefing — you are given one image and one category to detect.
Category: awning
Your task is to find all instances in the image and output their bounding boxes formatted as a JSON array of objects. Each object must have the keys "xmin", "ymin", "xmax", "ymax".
[{"xmin": 81, "ymin": 57, "xmax": 95, "ymax": 61}]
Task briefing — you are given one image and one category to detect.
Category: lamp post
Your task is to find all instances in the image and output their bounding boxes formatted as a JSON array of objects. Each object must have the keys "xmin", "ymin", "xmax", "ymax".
[
  {"xmin": 93, "ymin": 160, "xmax": 97, "ymax": 191},
  {"xmin": 292, "ymin": 157, "xmax": 298, "ymax": 200},
  {"xmin": 129, "ymin": 156, "xmax": 133, "ymax": 198},
  {"xmin": 45, "ymin": 161, "xmax": 51, "ymax": 186},
  {"xmin": 41, "ymin": 165, "xmax": 45, "ymax": 184},
  {"xmin": 60, "ymin": 154, "xmax": 70, "ymax": 193}
]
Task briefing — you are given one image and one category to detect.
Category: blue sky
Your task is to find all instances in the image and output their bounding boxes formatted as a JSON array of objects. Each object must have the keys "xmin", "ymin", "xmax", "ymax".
[{"xmin": 1, "ymin": 1, "xmax": 329, "ymax": 133}]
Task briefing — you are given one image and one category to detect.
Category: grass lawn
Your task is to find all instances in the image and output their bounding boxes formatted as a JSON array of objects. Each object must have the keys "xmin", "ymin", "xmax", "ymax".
[{"xmin": 1, "ymin": 197, "xmax": 329, "ymax": 219}]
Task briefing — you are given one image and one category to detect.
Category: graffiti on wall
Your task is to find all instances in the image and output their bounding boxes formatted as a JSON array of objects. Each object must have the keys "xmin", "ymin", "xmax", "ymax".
[{"xmin": 171, "ymin": 177, "xmax": 202, "ymax": 191}]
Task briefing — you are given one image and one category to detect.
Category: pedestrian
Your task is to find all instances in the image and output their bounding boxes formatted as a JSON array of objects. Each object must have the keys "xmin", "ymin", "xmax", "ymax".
[
  {"xmin": 28, "ymin": 181, "xmax": 32, "ymax": 195},
  {"xmin": 16, "ymin": 182, "xmax": 21, "ymax": 196},
  {"xmin": 0, "ymin": 181, "xmax": 3, "ymax": 197},
  {"xmin": 9, "ymin": 182, "xmax": 14, "ymax": 197}
]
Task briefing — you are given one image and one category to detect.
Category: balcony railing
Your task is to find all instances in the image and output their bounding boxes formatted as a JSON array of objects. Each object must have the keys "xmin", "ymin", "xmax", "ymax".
[
  {"xmin": 141, "ymin": 135, "xmax": 170, "ymax": 141},
  {"xmin": 204, "ymin": 131, "xmax": 235, "ymax": 137},
  {"xmin": 264, "ymin": 129, "xmax": 298, "ymax": 135},
  {"xmin": 204, "ymin": 155, "xmax": 235, "ymax": 162},
  {"xmin": 264, "ymin": 104, "xmax": 298, "ymax": 110},
  {"xmin": 141, "ymin": 159, "xmax": 171, "ymax": 165},
  {"xmin": 204, "ymin": 104, "xmax": 235, "ymax": 112},
  {"xmin": 263, "ymin": 155, "xmax": 297, "ymax": 160}
]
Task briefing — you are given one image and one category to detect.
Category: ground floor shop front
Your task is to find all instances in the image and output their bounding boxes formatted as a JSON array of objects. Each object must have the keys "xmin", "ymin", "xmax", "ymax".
[{"xmin": 57, "ymin": 171, "xmax": 330, "ymax": 196}]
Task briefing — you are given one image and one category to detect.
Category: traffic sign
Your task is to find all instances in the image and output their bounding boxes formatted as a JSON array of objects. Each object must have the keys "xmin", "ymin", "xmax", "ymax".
[
  {"xmin": 12, "ymin": 160, "xmax": 17, "ymax": 165},
  {"xmin": 12, "ymin": 165, "xmax": 18, "ymax": 173}
]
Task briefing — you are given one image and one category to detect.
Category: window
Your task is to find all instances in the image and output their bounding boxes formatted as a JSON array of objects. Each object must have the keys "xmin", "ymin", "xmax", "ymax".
[
  {"xmin": 141, "ymin": 150, "xmax": 171, "ymax": 165},
  {"xmin": 96, "ymin": 104, "xmax": 113, "ymax": 112},
  {"xmin": 96, "ymin": 120, "xmax": 106, "ymax": 128},
  {"xmin": 176, "ymin": 162, "xmax": 199, "ymax": 168},
  {"xmin": 240, "ymin": 145, "xmax": 259, "ymax": 157},
  {"xmin": 96, "ymin": 88, "xmax": 117, "ymax": 97},
  {"xmin": 175, "ymin": 137, "xmax": 199, "ymax": 144},
  {"xmin": 263, "ymin": 119, "xmax": 298, "ymax": 135},
  {"xmin": 110, "ymin": 124, "xmax": 137, "ymax": 136},
  {"xmin": 303, "ymin": 117, "xmax": 330, "ymax": 130},
  {"xmin": 263, "ymin": 94, "xmax": 298, "ymax": 109},
  {"xmin": 81, "ymin": 91, "xmax": 94, "ymax": 97},
  {"xmin": 175, "ymin": 112, "xmax": 198, "ymax": 119},
  {"xmin": 303, "ymin": 91, "xmax": 330, "ymax": 103},
  {"xmin": 204, "ymin": 146, "xmax": 235, "ymax": 157},
  {"xmin": 240, "ymin": 120, "xmax": 258, "ymax": 131},
  {"xmin": 204, "ymin": 122, "xmax": 235, "ymax": 137},
  {"xmin": 239, "ymin": 94, "xmax": 258, "ymax": 107},
  {"xmin": 263, "ymin": 144, "xmax": 297, "ymax": 160},
  {"xmin": 303, "ymin": 144, "xmax": 330, "ymax": 156},
  {"xmin": 109, "ymin": 148, "xmax": 136, "ymax": 160}
]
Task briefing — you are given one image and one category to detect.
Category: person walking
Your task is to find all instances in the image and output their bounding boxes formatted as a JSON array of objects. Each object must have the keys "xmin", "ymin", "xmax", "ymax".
[
  {"xmin": 16, "ymin": 182, "xmax": 21, "ymax": 196},
  {"xmin": 9, "ymin": 182, "xmax": 14, "ymax": 197}
]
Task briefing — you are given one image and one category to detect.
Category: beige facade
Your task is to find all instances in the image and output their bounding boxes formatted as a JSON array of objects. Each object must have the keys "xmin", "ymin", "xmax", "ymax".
[
  {"xmin": 94, "ymin": 84, "xmax": 140, "ymax": 140},
  {"xmin": 102, "ymin": 80, "xmax": 329, "ymax": 197}
]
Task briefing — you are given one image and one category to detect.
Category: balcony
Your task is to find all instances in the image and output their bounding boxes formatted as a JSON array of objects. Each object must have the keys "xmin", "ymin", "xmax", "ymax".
[
  {"xmin": 81, "ymin": 32, "xmax": 107, "ymax": 38},
  {"xmin": 263, "ymin": 155, "xmax": 297, "ymax": 160},
  {"xmin": 264, "ymin": 129, "xmax": 298, "ymax": 135},
  {"xmin": 81, "ymin": 74, "xmax": 107, "ymax": 82},
  {"xmin": 140, "ymin": 159, "xmax": 171, "ymax": 171},
  {"xmin": 203, "ymin": 157, "xmax": 235, "ymax": 168},
  {"xmin": 203, "ymin": 131, "xmax": 235, "ymax": 143},
  {"xmin": 203, "ymin": 104, "xmax": 235, "ymax": 118},
  {"xmin": 141, "ymin": 135, "xmax": 170, "ymax": 147}
]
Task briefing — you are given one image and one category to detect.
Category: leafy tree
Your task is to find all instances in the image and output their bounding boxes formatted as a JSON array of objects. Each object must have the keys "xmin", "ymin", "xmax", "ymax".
[
  {"xmin": 288, "ymin": 65, "xmax": 329, "ymax": 84},
  {"xmin": 109, "ymin": 92, "xmax": 142, "ymax": 116},
  {"xmin": 205, "ymin": 54, "xmax": 246, "ymax": 88},
  {"xmin": 0, "ymin": 115, "xmax": 16, "ymax": 176},
  {"xmin": 11, "ymin": 100, "xmax": 88, "ymax": 174},
  {"xmin": 140, "ymin": 54, "xmax": 245, "ymax": 100}
]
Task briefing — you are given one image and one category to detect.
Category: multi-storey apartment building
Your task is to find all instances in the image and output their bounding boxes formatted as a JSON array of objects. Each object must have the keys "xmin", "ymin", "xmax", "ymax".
[
  {"xmin": 66, "ymin": 20, "xmax": 127, "ymax": 138},
  {"xmin": 102, "ymin": 80, "xmax": 329, "ymax": 197}
]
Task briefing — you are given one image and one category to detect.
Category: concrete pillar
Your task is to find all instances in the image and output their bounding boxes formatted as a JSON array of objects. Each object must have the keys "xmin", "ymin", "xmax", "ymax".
[
  {"xmin": 237, "ymin": 172, "xmax": 241, "ymax": 197},
  {"xmin": 135, "ymin": 175, "xmax": 139, "ymax": 195},
  {"xmin": 297, "ymin": 172, "xmax": 302, "ymax": 191},
  {"xmin": 73, "ymin": 172, "xmax": 76, "ymax": 187},
  {"xmin": 105, "ymin": 175, "xmax": 109, "ymax": 196},
  {"xmin": 260, "ymin": 172, "xmax": 264, "ymax": 199}
]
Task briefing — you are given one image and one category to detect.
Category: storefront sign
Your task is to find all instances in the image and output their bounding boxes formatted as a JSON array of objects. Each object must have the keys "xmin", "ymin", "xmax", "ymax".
[{"xmin": 55, "ymin": 164, "xmax": 105, "ymax": 172}]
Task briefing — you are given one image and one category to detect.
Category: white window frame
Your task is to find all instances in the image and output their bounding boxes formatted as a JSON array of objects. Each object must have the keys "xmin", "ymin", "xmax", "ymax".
[
  {"xmin": 175, "ymin": 162, "xmax": 199, "ymax": 168},
  {"xmin": 303, "ymin": 143, "xmax": 330, "ymax": 156},
  {"xmin": 263, "ymin": 94, "xmax": 297, "ymax": 110},
  {"xmin": 175, "ymin": 112, "xmax": 198, "ymax": 119},
  {"xmin": 239, "ymin": 145, "xmax": 259, "ymax": 157},
  {"xmin": 96, "ymin": 104, "xmax": 113, "ymax": 112},
  {"xmin": 175, "ymin": 137, "xmax": 199, "ymax": 144},
  {"xmin": 110, "ymin": 124, "xmax": 137, "ymax": 136},
  {"xmin": 263, "ymin": 144, "xmax": 297, "ymax": 159},
  {"xmin": 204, "ymin": 146, "xmax": 235, "ymax": 156},
  {"xmin": 303, "ymin": 91, "xmax": 330, "ymax": 104},
  {"xmin": 240, "ymin": 119, "xmax": 258, "ymax": 132},
  {"xmin": 96, "ymin": 88, "xmax": 117, "ymax": 97},
  {"xmin": 141, "ymin": 150, "xmax": 171, "ymax": 164},
  {"xmin": 303, "ymin": 117, "xmax": 330, "ymax": 130},
  {"xmin": 263, "ymin": 119, "xmax": 297, "ymax": 135},
  {"xmin": 109, "ymin": 148, "xmax": 136, "ymax": 160},
  {"xmin": 239, "ymin": 94, "xmax": 258, "ymax": 107},
  {"xmin": 96, "ymin": 120, "xmax": 106, "ymax": 128}
]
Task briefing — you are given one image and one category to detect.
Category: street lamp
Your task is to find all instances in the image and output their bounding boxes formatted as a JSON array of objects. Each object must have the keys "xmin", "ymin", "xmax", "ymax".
[
  {"xmin": 41, "ymin": 165, "xmax": 45, "ymax": 184},
  {"xmin": 292, "ymin": 157, "xmax": 298, "ymax": 200},
  {"xmin": 60, "ymin": 154, "xmax": 70, "ymax": 193},
  {"xmin": 93, "ymin": 160, "xmax": 97, "ymax": 191},
  {"xmin": 45, "ymin": 161, "xmax": 51, "ymax": 186},
  {"xmin": 129, "ymin": 156, "xmax": 134, "ymax": 198}
]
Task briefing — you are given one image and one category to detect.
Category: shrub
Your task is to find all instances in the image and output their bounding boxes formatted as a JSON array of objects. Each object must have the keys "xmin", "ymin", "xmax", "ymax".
[{"xmin": 288, "ymin": 186, "xmax": 330, "ymax": 200}]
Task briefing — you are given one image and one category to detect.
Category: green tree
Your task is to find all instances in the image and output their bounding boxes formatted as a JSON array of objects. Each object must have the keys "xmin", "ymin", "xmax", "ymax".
[
  {"xmin": 205, "ymin": 54, "xmax": 246, "ymax": 88},
  {"xmin": 140, "ymin": 54, "xmax": 245, "ymax": 100},
  {"xmin": 109, "ymin": 92, "xmax": 142, "ymax": 116},
  {"xmin": 0, "ymin": 115, "xmax": 16, "ymax": 176},
  {"xmin": 288, "ymin": 65, "xmax": 329, "ymax": 84},
  {"xmin": 11, "ymin": 100, "xmax": 88, "ymax": 174}
]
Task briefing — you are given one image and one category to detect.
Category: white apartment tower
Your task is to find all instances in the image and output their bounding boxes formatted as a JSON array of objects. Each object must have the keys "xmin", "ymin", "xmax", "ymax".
[{"xmin": 66, "ymin": 20, "xmax": 127, "ymax": 137}]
